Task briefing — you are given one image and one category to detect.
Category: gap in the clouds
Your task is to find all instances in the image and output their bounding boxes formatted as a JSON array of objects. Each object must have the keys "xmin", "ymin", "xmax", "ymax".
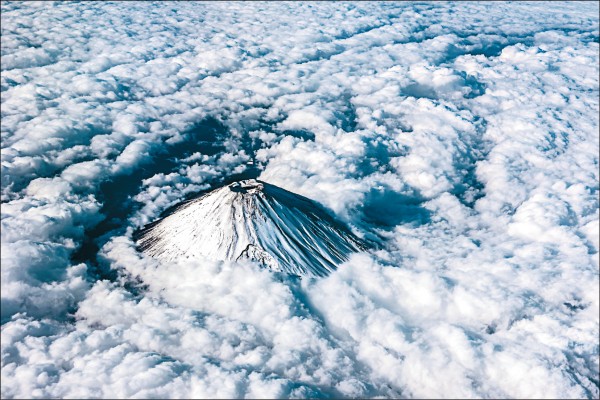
[
  {"xmin": 452, "ymin": 165, "xmax": 486, "ymax": 208},
  {"xmin": 336, "ymin": 93, "xmax": 359, "ymax": 133},
  {"xmin": 450, "ymin": 115, "xmax": 491, "ymax": 208},
  {"xmin": 449, "ymin": 35, "xmax": 531, "ymax": 60},
  {"xmin": 401, "ymin": 83, "xmax": 438, "ymax": 100},
  {"xmin": 360, "ymin": 187, "xmax": 432, "ymax": 229},
  {"xmin": 440, "ymin": 27, "xmax": 600, "ymax": 64},
  {"xmin": 432, "ymin": 33, "xmax": 538, "ymax": 66},
  {"xmin": 71, "ymin": 117, "xmax": 262, "ymax": 280}
]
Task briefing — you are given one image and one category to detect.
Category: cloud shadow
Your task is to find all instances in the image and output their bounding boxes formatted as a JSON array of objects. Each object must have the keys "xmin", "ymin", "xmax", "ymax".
[{"xmin": 360, "ymin": 186, "xmax": 432, "ymax": 228}]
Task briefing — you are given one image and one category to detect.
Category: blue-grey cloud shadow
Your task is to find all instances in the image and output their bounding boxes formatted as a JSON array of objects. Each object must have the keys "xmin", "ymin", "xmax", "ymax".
[
  {"xmin": 72, "ymin": 117, "xmax": 260, "ymax": 279},
  {"xmin": 360, "ymin": 186, "xmax": 432, "ymax": 228}
]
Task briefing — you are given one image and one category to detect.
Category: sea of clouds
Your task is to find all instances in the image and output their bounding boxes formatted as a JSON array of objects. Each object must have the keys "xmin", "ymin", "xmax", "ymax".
[{"xmin": 1, "ymin": 1, "xmax": 599, "ymax": 398}]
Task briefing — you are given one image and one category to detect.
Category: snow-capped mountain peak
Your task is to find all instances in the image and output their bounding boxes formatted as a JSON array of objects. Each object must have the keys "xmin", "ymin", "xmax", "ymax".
[{"xmin": 136, "ymin": 179, "xmax": 365, "ymax": 277}]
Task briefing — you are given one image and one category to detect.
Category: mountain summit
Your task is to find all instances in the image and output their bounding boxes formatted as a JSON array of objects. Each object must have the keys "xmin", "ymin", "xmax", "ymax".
[{"xmin": 136, "ymin": 179, "xmax": 365, "ymax": 277}]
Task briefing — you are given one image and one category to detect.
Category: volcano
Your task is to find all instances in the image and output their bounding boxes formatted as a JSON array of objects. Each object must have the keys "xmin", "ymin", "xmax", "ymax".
[{"xmin": 135, "ymin": 179, "xmax": 365, "ymax": 277}]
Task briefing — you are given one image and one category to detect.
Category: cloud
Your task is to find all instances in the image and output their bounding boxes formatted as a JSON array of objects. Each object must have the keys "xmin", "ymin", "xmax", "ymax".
[{"xmin": 1, "ymin": 1, "xmax": 598, "ymax": 398}]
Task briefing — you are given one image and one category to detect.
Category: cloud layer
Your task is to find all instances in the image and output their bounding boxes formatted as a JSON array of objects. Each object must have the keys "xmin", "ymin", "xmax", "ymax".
[{"xmin": 1, "ymin": 1, "xmax": 599, "ymax": 398}]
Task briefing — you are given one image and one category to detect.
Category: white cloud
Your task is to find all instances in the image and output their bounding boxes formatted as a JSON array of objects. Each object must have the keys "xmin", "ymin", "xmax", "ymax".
[{"xmin": 1, "ymin": 1, "xmax": 598, "ymax": 398}]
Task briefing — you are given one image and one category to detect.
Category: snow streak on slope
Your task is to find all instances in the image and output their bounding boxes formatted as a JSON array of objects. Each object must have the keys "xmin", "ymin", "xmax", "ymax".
[
  {"xmin": 1, "ymin": 1, "xmax": 599, "ymax": 399},
  {"xmin": 136, "ymin": 179, "xmax": 365, "ymax": 277}
]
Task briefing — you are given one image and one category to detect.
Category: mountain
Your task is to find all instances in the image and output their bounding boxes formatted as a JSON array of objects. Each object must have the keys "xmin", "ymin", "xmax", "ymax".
[{"xmin": 135, "ymin": 179, "xmax": 366, "ymax": 277}]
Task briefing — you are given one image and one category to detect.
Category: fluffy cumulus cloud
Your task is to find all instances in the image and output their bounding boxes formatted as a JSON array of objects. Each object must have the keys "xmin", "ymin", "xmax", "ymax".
[{"xmin": 1, "ymin": 1, "xmax": 599, "ymax": 398}]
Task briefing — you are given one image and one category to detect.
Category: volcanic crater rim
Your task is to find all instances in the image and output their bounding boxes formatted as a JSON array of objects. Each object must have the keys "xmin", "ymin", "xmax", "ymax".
[{"xmin": 229, "ymin": 179, "xmax": 264, "ymax": 194}]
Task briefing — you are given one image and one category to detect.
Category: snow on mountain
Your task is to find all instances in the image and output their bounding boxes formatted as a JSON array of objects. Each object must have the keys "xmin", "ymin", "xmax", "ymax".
[{"xmin": 136, "ymin": 179, "xmax": 366, "ymax": 277}]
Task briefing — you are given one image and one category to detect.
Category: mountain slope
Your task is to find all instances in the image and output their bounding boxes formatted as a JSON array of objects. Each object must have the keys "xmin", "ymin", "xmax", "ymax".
[{"xmin": 136, "ymin": 179, "xmax": 365, "ymax": 276}]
